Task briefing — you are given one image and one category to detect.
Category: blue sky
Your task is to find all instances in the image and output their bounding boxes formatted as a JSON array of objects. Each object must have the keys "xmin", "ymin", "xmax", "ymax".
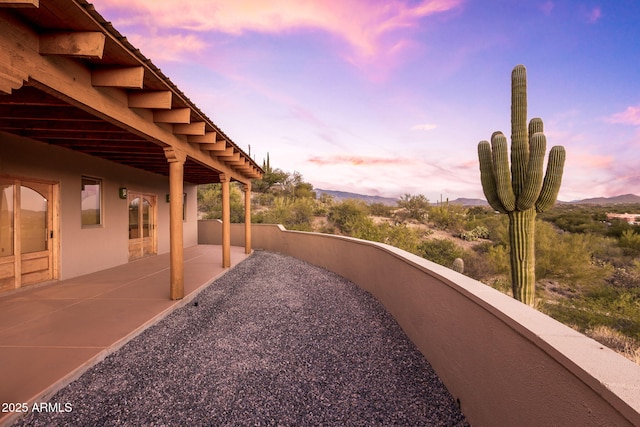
[{"xmin": 92, "ymin": 0, "xmax": 640, "ymax": 201}]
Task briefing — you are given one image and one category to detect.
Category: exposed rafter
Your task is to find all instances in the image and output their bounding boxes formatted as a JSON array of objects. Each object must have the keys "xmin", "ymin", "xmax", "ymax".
[
  {"xmin": 40, "ymin": 32, "xmax": 105, "ymax": 59},
  {"xmin": 91, "ymin": 66, "xmax": 144, "ymax": 89},
  {"xmin": 154, "ymin": 108, "xmax": 191, "ymax": 124},
  {"xmin": 173, "ymin": 122, "xmax": 205, "ymax": 136},
  {"xmin": 0, "ymin": 0, "xmax": 39, "ymax": 9},
  {"xmin": 128, "ymin": 91, "xmax": 172, "ymax": 109}
]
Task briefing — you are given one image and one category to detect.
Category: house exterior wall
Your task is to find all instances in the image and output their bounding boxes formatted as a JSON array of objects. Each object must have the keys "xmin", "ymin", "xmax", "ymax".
[{"xmin": 1, "ymin": 132, "xmax": 197, "ymax": 280}]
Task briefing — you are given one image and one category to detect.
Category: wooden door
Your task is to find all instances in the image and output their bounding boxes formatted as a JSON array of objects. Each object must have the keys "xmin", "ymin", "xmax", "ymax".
[
  {"xmin": 0, "ymin": 177, "xmax": 56, "ymax": 292},
  {"xmin": 128, "ymin": 192, "xmax": 157, "ymax": 261}
]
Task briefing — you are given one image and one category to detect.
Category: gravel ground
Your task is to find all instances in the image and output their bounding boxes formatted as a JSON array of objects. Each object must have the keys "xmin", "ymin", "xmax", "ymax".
[{"xmin": 15, "ymin": 250, "xmax": 468, "ymax": 426}]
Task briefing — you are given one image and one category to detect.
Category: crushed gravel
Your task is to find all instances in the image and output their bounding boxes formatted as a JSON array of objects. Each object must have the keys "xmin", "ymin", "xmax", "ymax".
[{"xmin": 14, "ymin": 250, "xmax": 468, "ymax": 426}]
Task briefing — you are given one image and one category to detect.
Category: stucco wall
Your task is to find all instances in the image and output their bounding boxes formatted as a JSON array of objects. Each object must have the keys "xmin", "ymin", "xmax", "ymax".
[
  {"xmin": 199, "ymin": 219, "xmax": 640, "ymax": 426},
  {"xmin": 1, "ymin": 132, "xmax": 198, "ymax": 280}
]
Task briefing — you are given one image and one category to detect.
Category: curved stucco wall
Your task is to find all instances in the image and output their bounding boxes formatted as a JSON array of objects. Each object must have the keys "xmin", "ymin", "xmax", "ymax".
[{"xmin": 199, "ymin": 220, "xmax": 640, "ymax": 426}]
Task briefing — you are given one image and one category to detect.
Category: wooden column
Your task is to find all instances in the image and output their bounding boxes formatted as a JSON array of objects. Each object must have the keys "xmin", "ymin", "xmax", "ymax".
[
  {"xmin": 220, "ymin": 174, "xmax": 231, "ymax": 268},
  {"xmin": 164, "ymin": 147, "xmax": 187, "ymax": 300},
  {"xmin": 242, "ymin": 182, "xmax": 252, "ymax": 254}
]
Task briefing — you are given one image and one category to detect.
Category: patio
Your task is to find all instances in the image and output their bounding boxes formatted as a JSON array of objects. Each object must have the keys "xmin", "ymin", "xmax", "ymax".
[{"xmin": 0, "ymin": 245, "xmax": 249, "ymax": 426}]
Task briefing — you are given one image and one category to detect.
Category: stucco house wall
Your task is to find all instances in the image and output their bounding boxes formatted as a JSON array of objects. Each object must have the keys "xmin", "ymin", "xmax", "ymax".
[{"xmin": 1, "ymin": 131, "xmax": 197, "ymax": 281}]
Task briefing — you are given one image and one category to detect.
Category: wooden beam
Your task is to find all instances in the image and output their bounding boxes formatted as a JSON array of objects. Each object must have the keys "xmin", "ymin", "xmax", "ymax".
[
  {"xmin": 0, "ymin": 62, "xmax": 28, "ymax": 94},
  {"xmin": 128, "ymin": 91, "xmax": 172, "ymax": 109},
  {"xmin": 198, "ymin": 141, "xmax": 226, "ymax": 151},
  {"xmin": 0, "ymin": 0, "xmax": 38, "ymax": 7},
  {"xmin": 173, "ymin": 122, "xmax": 205, "ymax": 135},
  {"xmin": 216, "ymin": 146, "xmax": 236, "ymax": 158},
  {"xmin": 92, "ymin": 67, "xmax": 144, "ymax": 89},
  {"xmin": 223, "ymin": 152, "xmax": 241, "ymax": 163},
  {"xmin": 227, "ymin": 158, "xmax": 247, "ymax": 166},
  {"xmin": 40, "ymin": 32, "xmax": 105, "ymax": 59},
  {"xmin": 154, "ymin": 108, "xmax": 191, "ymax": 124},
  {"xmin": 188, "ymin": 132, "xmax": 217, "ymax": 144}
]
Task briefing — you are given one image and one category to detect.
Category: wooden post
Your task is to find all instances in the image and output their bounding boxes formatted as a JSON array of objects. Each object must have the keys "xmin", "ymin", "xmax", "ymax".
[
  {"xmin": 220, "ymin": 174, "xmax": 231, "ymax": 268},
  {"xmin": 164, "ymin": 147, "xmax": 186, "ymax": 300},
  {"xmin": 243, "ymin": 182, "xmax": 252, "ymax": 254}
]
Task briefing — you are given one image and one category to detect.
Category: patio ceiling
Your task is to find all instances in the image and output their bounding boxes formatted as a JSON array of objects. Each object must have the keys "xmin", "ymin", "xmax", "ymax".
[{"xmin": 0, "ymin": 86, "xmax": 221, "ymax": 184}]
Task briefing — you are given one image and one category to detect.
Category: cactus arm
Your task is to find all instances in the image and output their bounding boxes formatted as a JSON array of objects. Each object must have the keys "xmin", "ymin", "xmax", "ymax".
[
  {"xmin": 536, "ymin": 146, "xmax": 566, "ymax": 212},
  {"xmin": 528, "ymin": 117, "xmax": 543, "ymax": 136},
  {"xmin": 510, "ymin": 65, "xmax": 529, "ymax": 196},
  {"xmin": 478, "ymin": 140, "xmax": 508, "ymax": 213},
  {"xmin": 516, "ymin": 132, "xmax": 546, "ymax": 211},
  {"xmin": 491, "ymin": 132, "xmax": 516, "ymax": 211}
]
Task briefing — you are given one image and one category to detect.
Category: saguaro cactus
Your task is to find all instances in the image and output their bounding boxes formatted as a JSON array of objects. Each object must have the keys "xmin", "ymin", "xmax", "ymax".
[{"xmin": 477, "ymin": 65, "xmax": 566, "ymax": 306}]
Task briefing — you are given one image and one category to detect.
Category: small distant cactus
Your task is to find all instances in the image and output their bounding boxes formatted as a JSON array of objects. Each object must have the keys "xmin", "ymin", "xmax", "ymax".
[
  {"xmin": 452, "ymin": 258, "xmax": 464, "ymax": 274},
  {"xmin": 477, "ymin": 65, "xmax": 566, "ymax": 306}
]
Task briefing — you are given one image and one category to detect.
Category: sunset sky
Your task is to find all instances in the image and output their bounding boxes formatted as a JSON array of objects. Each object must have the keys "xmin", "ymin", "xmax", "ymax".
[{"xmin": 91, "ymin": 0, "xmax": 640, "ymax": 202}]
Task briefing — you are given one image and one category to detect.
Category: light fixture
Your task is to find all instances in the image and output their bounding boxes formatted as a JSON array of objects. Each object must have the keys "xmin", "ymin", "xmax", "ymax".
[{"xmin": 119, "ymin": 187, "xmax": 127, "ymax": 199}]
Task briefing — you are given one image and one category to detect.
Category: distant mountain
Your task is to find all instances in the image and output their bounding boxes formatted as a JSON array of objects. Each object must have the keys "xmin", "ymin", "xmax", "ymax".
[
  {"xmin": 570, "ymin": 194, "xmax": 640, "ymax": 205},
  {"xmin": 315, "ymin": 189, "xmax": 488, "ymax": 207},
  {"xmin": 315, "ymin": 189, "xmax": 398, "ymax": 206},
  {"xmin": 315, "ymin": 189, "xmax": 640, "ymax": 208}
]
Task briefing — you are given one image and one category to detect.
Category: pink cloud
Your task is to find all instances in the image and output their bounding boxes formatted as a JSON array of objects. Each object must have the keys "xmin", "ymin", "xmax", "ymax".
[
  {"xmin": 126, "ymin": 33, "xmax": 207, "ymax": 62},
  {"xmin": 93, "ymin": 0, "xmax": 462, "ymax": 71},
  {"xmin": 570, "ymin": 151, "xmax": 613, "ymax": 169},
  {"xmin": 606, "ymin": 105, "xmax": 640, "ymax": 126},
  {"xmin": 307, "ymin": 155, "xmax": 414, "ymax": 166}
]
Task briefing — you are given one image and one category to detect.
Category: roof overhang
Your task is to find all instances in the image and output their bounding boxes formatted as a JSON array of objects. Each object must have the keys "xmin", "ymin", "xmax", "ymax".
[{"xmin": 0, "ymin": 0, "xmax": 263, "ymax": 185}]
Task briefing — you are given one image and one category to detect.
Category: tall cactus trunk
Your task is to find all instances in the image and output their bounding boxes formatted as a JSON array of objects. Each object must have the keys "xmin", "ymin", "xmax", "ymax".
[
  {"xmin": 477, "ymin": 65, "xmax": 565, "ymax": 306},
  {"xmin": 508, "ymin": 208, "xmax": 536, "ymax": 306}
]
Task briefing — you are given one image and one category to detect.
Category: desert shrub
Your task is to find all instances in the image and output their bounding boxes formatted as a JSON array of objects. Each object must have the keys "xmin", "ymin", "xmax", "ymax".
[
  {"xmin": 475, "ymin": 214, "xmax": 509, "ymax": 245},
  {"xmin": 535, "ymin": 221, "xmax": 612, "ymax": 288},
  {"xmin": 429, "ymin": 203, "xmax": 467, "ymax": 232},
  {"xmin": 288, "ymin": 198, "xmax": 315, "ymax": 231},
  {"xmin": 327, "ymin": 199, "xmax": 370, "ymax": 234},
  {"xmin": 542, "ymin": 286, "xmax": 640, "ymax": 342},
  {"xmin": 380, "ymin": 223, "xmax": 421, "ymax": 254},
  {"xmin": 462, "ymin": 249, "xmax": 496, "ymax": 280},
  {"xmin": 417, "ymin": 238, "xmax": 465, "ymax": 267},
  {"xmin": 256, "ymin": 197, "xmax": 314, "ymax": 231},
  {"xmin": 368, "ymin": 202, "xmax": 394, "ymax": 218},
  {"xmin": 486, "ymin": 244, "xmax": 510, "ymax": 276},
  {"xmin": 607, "ymin": 218, "xmax": 636, "ymax": 238},
  {"xmin": 397, "ymin": 194, "xmax": 430, "ymax": 222},
  {"xmin": 619, "ymin": 229, "xmax": 640, "ymax": 256},
  {"xmin": 198, "ymin": 183, "xmax": 245, "ymax": 222},
  {"xmin": 541, "ymin": 211, "xmax": 607, "ymax": 234},
  {"xmin": 350, "ymin": 219, "xmax": 385, "ymax": 242},
  {"xmin": 585, "ymin": 325, "xmax": 640, "ymax": 364},
  {"xmin": 460, "ymin": 225, "xmax": 490, "ymax": 241}
]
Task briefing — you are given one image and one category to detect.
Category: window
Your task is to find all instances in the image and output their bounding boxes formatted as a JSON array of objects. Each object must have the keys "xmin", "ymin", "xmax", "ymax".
[
  {"xmin": 0, "ymin": 181, "xmax": 14, "ymax": 256},
  {"xmin": 81, "ymin": 177, "xmax": 102, "ymax": 226},
  {"xmin": 183, "ymin": 192, "xmax": 187, "ymax": 222}
]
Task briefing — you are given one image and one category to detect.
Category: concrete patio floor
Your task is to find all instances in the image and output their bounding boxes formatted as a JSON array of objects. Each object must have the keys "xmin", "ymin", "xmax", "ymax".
[{"xmin": 0, "ymin": 245, "xmax": 249, "ymax": 427}]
